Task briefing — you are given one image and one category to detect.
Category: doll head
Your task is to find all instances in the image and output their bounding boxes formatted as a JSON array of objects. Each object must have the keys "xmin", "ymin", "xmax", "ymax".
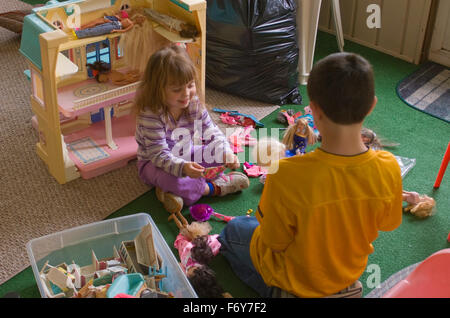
[
  {"xmin": 361, "ymin": 127, "xmax": 399, "ymax": 150},
  {"xmin": 180, "ymin": 23, "xmax": 199, "ymax": 38},
  {"xmin": 180, "ymin": 221, "xmax": 212, "ymax": 241},
  {"xmin": 361, "ymin": 127, "xmax": 381, "ymax": 150},
  {"xmin": 404, "ymin": 194, "xmax": 436, "ymax": 219},
  {"xmin": 131, "ymin": 13, "xmax": 146, "ymax": 26},
  {"xmin": 184, "ymin": 232, "xmax": 228, "ymax": 298},
  {"xmin": 190, "ymin": 236, "xmax": 215, "ymax": 264},
  {"xmin": 187, "ymin": 265, "xmax": 226, "ymax": 298}
]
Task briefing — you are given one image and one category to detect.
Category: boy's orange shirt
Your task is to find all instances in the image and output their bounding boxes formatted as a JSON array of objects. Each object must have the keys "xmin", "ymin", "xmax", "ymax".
[{"xmin": 250, "ymin": 148, "xmax": 403, "ymax": 297}]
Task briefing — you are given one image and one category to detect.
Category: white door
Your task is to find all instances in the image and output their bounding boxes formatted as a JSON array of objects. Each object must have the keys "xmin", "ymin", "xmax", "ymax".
[{"xmin": 428, "ymin": 0, "xmax": 450, "ymax": 67}]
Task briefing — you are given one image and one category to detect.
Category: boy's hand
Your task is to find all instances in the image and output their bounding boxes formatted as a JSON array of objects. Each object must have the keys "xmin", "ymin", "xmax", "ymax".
[
  {"xmin": 183, "ymin": 162, "xmax": 205, "ymax": 178},
  {"xmin": 224, "ymin": 153, "xmax": 240, "ymax": 170}
]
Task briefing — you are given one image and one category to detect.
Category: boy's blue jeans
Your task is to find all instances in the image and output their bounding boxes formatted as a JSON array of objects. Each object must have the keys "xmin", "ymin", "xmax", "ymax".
[{"xmin": 218, "ymin": 216, "xmax": 273, "ymax": 297}]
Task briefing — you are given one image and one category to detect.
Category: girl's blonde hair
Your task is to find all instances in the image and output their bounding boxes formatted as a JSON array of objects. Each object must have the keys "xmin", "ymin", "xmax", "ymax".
[{"xmin": 134, "ymin": 44, "xmax": 201, "ymax": 115}]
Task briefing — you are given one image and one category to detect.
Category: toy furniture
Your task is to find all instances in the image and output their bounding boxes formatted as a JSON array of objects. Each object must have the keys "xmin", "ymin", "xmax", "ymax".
[
  {"xmin": 106, "ymin": 273, "xmax": 145, "ymax": 298},
  {"xmin": 28, "ymin": 214, "xmax": 194, "ymax": 298},
  {"xmin": 433, "ymin": 141, "xmax": 449, "ymax": 188},
  {"xmin": 20, "ymin": 0, "xmax": 206, "ymax": 184},
  {"xmin": 382, "ymin": 249, "xmax": 450, "ymax": 298}
]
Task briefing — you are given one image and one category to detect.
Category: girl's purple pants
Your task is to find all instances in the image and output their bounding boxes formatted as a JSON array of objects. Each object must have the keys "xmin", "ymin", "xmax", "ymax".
[{"xmin": 137, "ymin": 145, "xmax": 221, "ymax": 206}]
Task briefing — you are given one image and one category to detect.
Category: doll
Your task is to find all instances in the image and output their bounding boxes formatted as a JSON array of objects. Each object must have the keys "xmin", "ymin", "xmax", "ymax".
[
  {"xmin": 86, "ymin": 61, "xmax": 111, "ymax": 83},
  {"xmin": 282, "ymin": 118, "xmax": 317, "ymax": 157},
  {"xmin": 277, "ymin": 109, "xmax": 301, "ymax": 126},
  {"xmin": 73, "ymin": 14, "xmax": 134, "ymax": 39},
  {"xmin": 361, "ymin": 127, "xmax": 399, "ymax": 150},
  {"xmin": 170, "ymin": 213, "xmax": 230, "ymax": 297},
  {"xmin": 86, "ymin": 61, "xmax": 140, "ymax": 85},
  {"xmin": 402, "ymin": 190, "xmax": 436, "ymax": 219},
  {"xmin": 144, "ymin": 8, "xmax": 198, "ymax": 38}
]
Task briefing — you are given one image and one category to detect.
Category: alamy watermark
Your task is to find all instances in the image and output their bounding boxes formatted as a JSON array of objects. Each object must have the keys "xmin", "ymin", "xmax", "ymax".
[
  {"xmin": 169, "ymin": 121, "xmax": 284, "ymax": 173},
  {"xmin": 366, "ymin": 4, "xmax": 381, "ymax": 29},
  {"xmin": 53, "ymin": 3, "xmax": 382, "ymax": 31},
  {"xmin": 366, "ymin": 263, "xmax": 381, "ymax": 289}
]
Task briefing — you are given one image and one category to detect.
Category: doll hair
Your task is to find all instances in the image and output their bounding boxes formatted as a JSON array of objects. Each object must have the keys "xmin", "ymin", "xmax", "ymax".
[
  {"xmin": 172, "ymin": 218, "xmax": 229, "ymax": 297},
  {"xmin": 282, "ymin": 118, "xmax": 317, "ymax": 151},
  {"xmin": 361, "ymin": 127, "xmax": 399, "ymax": 150},
  {"xmin": 190, "ymin": 236, "xmax": 215, "ymax": 264},
  {"xmin": 119, "ymin": 11, "xmax": 166, "ymax": 74},
  {"xmin": 188, "ymin": 265, "xmax": 225, "ymax": 298},
  {"xmin": 134, "ymin": 44, "xmax": 200, "ymax": 115},
  {"xmin": 188, "ymin": 236, "xmax": 227, "ymax": 298},
  {"xmin": 180, "ymin": 221, "xmax": 212, "ymax": 241},
  {"xmin": 86, "ymin": 61, "xmax": 111, "ymax": 82}
]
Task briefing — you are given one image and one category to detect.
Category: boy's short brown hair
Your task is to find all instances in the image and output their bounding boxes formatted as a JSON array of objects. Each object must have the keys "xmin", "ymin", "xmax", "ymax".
[{"xmin": 307, "ymin": 53, "xmax": 375, "ymax": 124}]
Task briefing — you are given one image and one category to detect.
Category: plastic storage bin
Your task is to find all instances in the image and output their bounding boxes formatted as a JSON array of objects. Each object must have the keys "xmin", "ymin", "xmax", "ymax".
[{"xmin": 26, "ymin": 213, "xmax": 197, "ymax": 298}]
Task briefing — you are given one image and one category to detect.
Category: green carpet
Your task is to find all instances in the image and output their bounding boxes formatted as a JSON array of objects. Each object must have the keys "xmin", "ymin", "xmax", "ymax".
[
  {"xmin": 18, "ymin": 0, "xmax": 43, "ymax": 5},
  {"xmin": 1, "ymin": 31, "xmax": 449, "ymax": 298}
]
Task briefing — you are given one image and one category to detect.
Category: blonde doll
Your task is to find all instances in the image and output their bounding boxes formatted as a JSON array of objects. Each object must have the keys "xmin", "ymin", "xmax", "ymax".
[
  {"xmin": 134, "ymin": 44, "xmax": 249, "ymax": 214},
  {"xmin": 282, "ymin": 118, "xmax": 317, "ymax": 156}
]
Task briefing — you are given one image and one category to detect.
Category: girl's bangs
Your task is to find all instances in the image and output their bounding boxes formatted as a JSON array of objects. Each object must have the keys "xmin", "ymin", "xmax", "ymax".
[{"xmin": 168, "ymin": 61, "xmax": 196, "ymax": 86}]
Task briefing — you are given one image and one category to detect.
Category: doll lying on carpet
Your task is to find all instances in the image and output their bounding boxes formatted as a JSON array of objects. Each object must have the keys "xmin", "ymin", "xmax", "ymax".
[
  {"xmin": 361, "ymin": 127, "xmax": 399, "ymax": 150},
  {"xmin": 402, "ymin": 190, "xmax": 436, "ymax": 219}
]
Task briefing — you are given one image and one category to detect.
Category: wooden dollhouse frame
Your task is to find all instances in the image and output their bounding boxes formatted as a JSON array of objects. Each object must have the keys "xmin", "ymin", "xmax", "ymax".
[{"xmin": 20, "ymin": 0, "xmax": 206, "ymax": 184}]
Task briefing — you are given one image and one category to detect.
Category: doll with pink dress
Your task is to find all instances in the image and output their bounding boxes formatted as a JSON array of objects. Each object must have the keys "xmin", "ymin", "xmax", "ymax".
[{"xmin": 171, "ymin": 214, "xmax": 230, "ymax": 297}]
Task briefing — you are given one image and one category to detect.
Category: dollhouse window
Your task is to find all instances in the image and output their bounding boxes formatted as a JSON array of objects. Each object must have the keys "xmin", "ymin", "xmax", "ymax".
[{"xmin": 86, "ymin": 40, "xmax": 111, "ymax": 78}]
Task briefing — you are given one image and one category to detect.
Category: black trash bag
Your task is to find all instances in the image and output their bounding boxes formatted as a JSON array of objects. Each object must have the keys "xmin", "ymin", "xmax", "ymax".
[{"xmin": 206, "ymin": 0, "xmax": 302, "ymax": 105}]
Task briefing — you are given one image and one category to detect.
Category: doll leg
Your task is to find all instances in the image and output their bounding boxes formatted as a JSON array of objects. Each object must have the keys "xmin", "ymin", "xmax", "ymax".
[
  {"xmin": 75, "ymin": 22, "xmax": 116, "ymax": 38},
  {"xmin": 218, "ymin": 216, "xmax": 272, "ymax": 297},
  {"xmin": 137, "ymin": 160, "xmax": 206, "ymax": 206}
]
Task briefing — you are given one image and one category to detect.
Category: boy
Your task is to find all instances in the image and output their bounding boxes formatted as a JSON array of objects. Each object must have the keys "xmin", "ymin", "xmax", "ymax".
[{"xmin": 218, "ymin": 52, "xmax": 403, "ymax": 298}]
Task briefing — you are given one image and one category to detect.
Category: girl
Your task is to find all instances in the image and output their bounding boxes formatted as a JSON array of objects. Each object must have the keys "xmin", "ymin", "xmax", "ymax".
[{"xmin": 134, "ymin": 44, "xmax": 249, "ymax": 214}]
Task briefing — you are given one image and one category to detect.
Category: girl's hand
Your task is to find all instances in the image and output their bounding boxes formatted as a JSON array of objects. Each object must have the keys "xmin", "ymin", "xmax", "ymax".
[
  {"xmin": 183, "ymin": 162, "xmax": 205, "ymax": 178},
  {"xmin": 224, "ymin": 153, "xmax": 240, "ymax": 170}
]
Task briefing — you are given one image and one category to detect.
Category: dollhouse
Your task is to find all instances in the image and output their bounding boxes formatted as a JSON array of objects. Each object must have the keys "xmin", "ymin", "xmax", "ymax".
[{"xmin": 20, "ymin": 0, "xmax": 206, "ymax": 184}]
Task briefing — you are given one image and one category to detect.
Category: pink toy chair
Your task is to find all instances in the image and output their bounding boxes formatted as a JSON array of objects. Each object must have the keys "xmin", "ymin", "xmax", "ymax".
[
  {"xmin": 434, "ymin": 141, "xmax": 450, "ymax": 188},
  {"xmin": 382, "ymin": 249, "xmax": 450, "ymax": 298}
]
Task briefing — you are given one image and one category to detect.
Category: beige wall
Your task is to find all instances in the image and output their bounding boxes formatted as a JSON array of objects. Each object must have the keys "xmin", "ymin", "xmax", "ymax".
[{"xmin": 318, "ymin": 0, "xmax": 432, "ymax": 64}]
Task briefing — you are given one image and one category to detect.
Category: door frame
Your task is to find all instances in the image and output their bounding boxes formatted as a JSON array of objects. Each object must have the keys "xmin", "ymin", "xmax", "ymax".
[{"xmin": 427, "ymin": 0, "xmax": 450, "ymax": 66}]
